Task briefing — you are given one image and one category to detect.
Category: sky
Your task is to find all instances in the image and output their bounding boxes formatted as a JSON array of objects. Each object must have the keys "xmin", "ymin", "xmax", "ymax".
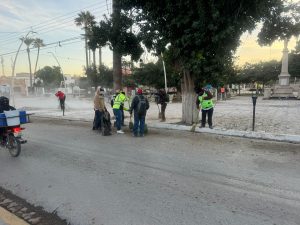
[{"xmin": 0, "ymin": 0, "xmax": 298, "ymax": 77}]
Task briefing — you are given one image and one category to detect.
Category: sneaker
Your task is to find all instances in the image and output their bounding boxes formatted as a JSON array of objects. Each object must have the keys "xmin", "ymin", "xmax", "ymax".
[
  {"xmin": 199, "ymin": 125, "xmax": 205, "ymax": 128},
  {"xmin": 132, "ymin": 134, "xmax": 138, "ymax": 137},
  {"xmin": 117, "ymin": 130, "xmax": 124, "ymax": 134},
  {"xmin": 209, "ymin": 125, "xmax": 213, "ymax": 129},
  {"xmin": 139, "ymin": 134, "xmax": 144, "ymax": 137}
]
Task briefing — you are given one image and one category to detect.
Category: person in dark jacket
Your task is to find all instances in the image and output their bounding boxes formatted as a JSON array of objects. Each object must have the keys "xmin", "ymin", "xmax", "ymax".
[
  {"xmin": 129, "ymin": 88, "xmax": 149, "ymax": 137},
  {"xmin": 0, "ymin": 96, "xmax": 16, "ymax": 138},
  {"xmin": 0, "ymin": 96, "xmax": 15, "ymax": 113},
  {"xmin": 155, "ymin": 89, "xmax": 168, "ymax": 122}
]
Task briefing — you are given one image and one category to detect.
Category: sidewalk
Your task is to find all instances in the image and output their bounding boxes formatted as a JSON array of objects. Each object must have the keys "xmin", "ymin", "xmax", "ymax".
[{"xmin": 15, "ymin": 95, "xmax": 300, "ymax": 143}]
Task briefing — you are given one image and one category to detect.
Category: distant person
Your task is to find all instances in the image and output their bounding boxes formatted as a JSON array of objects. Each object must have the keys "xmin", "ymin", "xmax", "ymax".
[
  {"xmin": 0, "ymin": 96, "xmax": 16, "ymax": 138},
  {"xmin": 129, "ymin": 88, "xmax": 149, "ymax": 137},
  {"xmin": 155, "ymin": 89, "xmax": 169, "ymax": 122},
  {"xmin": 0, "ymin": 96, "xmax": 15, "ymax": 113},
  {"xmin": 111, "ymin": 90, "xmax": 126, "ymax": 127},
  {"xmin": 196, "ymin": 87, "xmax": 214, "ymax": 129},
  {"xmin": 55, "ymin": 90, "xmax": 66, "ymax": 110},
  {"xmin": 112, "ymin": 89, "xmax": 128, "ymax": 134},
  {"xmin": 93, "ymin": 87, "xmax": 106, "ymax": 131}
]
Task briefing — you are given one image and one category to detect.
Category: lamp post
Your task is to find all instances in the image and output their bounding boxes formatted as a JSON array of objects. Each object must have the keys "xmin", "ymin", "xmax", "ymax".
[
  {"xmin": 11, "ymin": 30, "xmax": 36, "ymax": 106},
  {"xmin": 251, "ymin": 91, "xmax": 258, "ymax": 131},
  {"xmin": 48, "ymin": 52, "xmax": 67, "ymax": 91},
  {"xmin": 161, "ymin": 52, "xmax": 168, "ymax": 93}
]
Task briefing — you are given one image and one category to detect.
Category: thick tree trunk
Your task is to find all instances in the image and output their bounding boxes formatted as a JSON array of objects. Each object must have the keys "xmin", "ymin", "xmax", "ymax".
[
  {"xmin": 92, "ymin": 50, "xmax": 96, "ymax": 66},
  {"xmin": 113, "ymin": 51, "xmax": 122, "ymax": 91},
  {"xmin": 99, "ymin": 47, "xmax": 102, "ymax": 67},
  {"xmin": 181, "ymin": 70, "xmax": 199, "ymax": 125},
  {"xmin": 27, "ymin": 48, "xmax": 33, "ymax": 89},
  {"xmin": 112, "ymin": 0, "xmax": 122, "ymax": 91},
  {"xmin": 84, "ymin": 29, "xmax": 89, "ymax": 69}
]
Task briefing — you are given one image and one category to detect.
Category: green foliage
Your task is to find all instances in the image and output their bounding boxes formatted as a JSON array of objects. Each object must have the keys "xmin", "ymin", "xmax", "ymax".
[
  {"xmin": 78, "ymin": 77, "xmax": 89, "ymax": 89},
  {"xmin": 85, "ymin": 66, "xmax": 98, "ymax": 88},
  {"xmin": 289, "ymin": 45, "xmax": 300, "ymax": 79},
  {"xmin": 131, "ymin": 58, "xmax": 181, "ymax": 89},
  {"xmin": 258, "ymin": 2, "xmax": 300, "ymax": 45},
  {"xmin": 88, "ymin": 14, "xmax": 143, "ymax": 61},
  {"xmin": 237, "ymin": 60, "xmax": 280, "ymax": 85},
  {"xmin": 99, "ymin": 65, "xmax": 113, "ymax": 88},
  {"xmin": 85, "ymin": 65, "xmax": 113, "ymax": 88},
  {"xmin": 35, "ymin": 66, "xmax": 63, "ymax": 88},
  {"xmin": 119, "ymin": 0, "xmax": 296, "ymax": 84}
]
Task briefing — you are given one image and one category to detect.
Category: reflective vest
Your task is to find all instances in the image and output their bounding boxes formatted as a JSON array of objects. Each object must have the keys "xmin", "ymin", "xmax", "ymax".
[
  {"xmin": 199, "ymin": 93, "xmax": 214, "ymax": 110},
  {"xmin": 113, "ymin": 93, "xmax": 127, "ymax": 110}
]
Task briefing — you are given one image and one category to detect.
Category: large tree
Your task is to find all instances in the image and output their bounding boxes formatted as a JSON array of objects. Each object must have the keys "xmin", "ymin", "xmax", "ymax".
[
  {"xmin": 239, "ymin": 60, "xmax": 281, "ymax": 88},
  {"xmin": 75, "ymin": 11, "xmax": 96, "ymax": 69},
  {"xmin": 119, "ymin": 0, "xmax": 297, "ymax": 124},
  {"xmin": 89, "ymin": 9, "xmax": 143, "ymax": 91},
  {"xmin": 132, "ymin": 59, "xmax": 181, "ymax": 89},
  {"xmin": 33, "ymin": 38, "xmax": 45, "ymax": 76},
  {"xmin": 287, "ymin": 40, "xmax": 300, "ymax": 80},
  {"xmin": 35, "ymin": 66, "xmax": 63, "ymax": 88},
  {"xmin": 21, "ymin": 37, "xmax": 34, "ymax": 90}
]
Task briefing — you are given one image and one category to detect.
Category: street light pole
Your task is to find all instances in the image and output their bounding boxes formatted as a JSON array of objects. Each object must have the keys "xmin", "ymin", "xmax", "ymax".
[
  {"xmin": 48, "ymin": 52, "xmax": 67, "ymax": 91},
  {"xmin": 11, "ymin": 30, "xmax": 36, "ymax": 106},
  {"xmin": 251, "ymin": 92, "xmax": 258, "ymax": 131},
  {"xmin": 161, "ymin": 52, "xmax": 168, "ymax": 93}
]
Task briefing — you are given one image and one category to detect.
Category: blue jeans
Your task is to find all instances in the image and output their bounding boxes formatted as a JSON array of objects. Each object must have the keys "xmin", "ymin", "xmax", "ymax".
[
  {"xmin": 133, "ymin": 114, "xmax": 145, "ymax": 136},
  {"xmin": 113, "ymin": 109, "xmax": 122, "ymax": 130}
]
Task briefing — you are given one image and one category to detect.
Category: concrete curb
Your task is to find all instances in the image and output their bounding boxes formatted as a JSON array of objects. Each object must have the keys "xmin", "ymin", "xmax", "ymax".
[
  {"xmin": 31, "ymin": 114, "xmax": 300, "ymax": 144},
  {"xmin": 0, "ymin": 206, "xmax": 29, "ymax": 225},
  {"xmin": 148, "ymin": 123, "xmax": 300, "ymax": 143}
]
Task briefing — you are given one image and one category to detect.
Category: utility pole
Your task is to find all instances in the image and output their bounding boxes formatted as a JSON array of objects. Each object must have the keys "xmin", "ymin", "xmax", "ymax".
[
  {"xmin": 112, "ymin": 0, "xmax": 122, "ymax": 91},
  {"xmin": 161, "ymin": 52, "xmax": 168, "ymax": 93},
  {"xmin": 1, "ymin": 57, "xmax": 4, "ymax": 76},
  {"xmin": 11, "ymin": 30, "xmax": 36, "ymax": 105}
]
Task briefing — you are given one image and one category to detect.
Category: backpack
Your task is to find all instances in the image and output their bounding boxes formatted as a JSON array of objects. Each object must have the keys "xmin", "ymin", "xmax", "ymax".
[
  {"xmin": 165, "ymin": 94, "xmax": 170, "ymax": 103},
  {"xmin": 137, "ymin": 95, "xmax": 147, "ymax": 115}
]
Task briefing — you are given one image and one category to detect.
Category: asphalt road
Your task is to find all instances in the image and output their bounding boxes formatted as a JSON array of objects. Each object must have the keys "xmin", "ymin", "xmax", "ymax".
[{"xmin": 0, "ymin": 118, "xmax": 300, "ymax": 225}]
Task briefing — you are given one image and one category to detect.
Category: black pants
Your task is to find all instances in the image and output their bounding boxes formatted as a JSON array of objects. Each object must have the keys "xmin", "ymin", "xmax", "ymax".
[
  {"xmin": 201, "ymin": 108, "xmax": 214, "ymax": 127},
  {"xmin": 93, "ymin": 110, "xmax": 103, "ymax": 130},
  {"xmin": 59, "ymin": 96, "xmax": 66, "ymax": 109},
  {"xmin": 161, "ymin": 103, "xmax": 167, "ymax": 121}
]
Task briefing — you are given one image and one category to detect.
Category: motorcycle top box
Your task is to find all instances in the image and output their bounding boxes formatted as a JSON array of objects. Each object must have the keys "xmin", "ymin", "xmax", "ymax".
[{"xmin": 0, "ymin": 110, "xmax": 29, "ymax": 157}]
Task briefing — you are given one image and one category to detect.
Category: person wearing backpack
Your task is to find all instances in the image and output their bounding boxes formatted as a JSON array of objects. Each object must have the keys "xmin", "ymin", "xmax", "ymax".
[
  {"xmin": 129, "ymin": 88, "xmax": 149, "ymax": 137},
  {"xmin": 156, "ymin": 89, "xmax": 169, "ymax": 122}
]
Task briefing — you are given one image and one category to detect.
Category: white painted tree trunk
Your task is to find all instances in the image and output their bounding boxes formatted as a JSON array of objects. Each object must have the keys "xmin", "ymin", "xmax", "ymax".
[{"xmin": 181, "ymin": 70, "xmax": 199, "ymax": 125}]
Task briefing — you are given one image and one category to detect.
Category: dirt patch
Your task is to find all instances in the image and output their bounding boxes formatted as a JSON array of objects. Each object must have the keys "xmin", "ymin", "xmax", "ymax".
[{"xmin": 0, "ymin": 186, "xmax": 70, "ymax": 225}]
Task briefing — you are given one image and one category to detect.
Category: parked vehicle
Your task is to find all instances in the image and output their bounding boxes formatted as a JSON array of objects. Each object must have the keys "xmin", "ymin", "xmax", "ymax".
[
  {"xmin": 0, "ymin": 125, "xmax": 26, "ymax": 157},
  {"xmin": 0, "ymin": 110, "xmax": 29, "ymax": 157}
]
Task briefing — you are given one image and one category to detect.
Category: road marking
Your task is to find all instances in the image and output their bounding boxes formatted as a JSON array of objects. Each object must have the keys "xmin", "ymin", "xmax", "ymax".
[{"xmin": 0, "ymin": 207, "xmax": 29, "ymax": 225}]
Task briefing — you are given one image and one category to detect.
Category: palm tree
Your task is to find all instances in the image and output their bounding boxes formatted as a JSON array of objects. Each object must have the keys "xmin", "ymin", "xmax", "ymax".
[
  {"xmin": 74, "ymin": 11, "xmax": 96, "ymax": 69},
  {"xmin": 21, "ymin": 37, "xmax": 34, "ymax": 89},
  {"xmin": 33, "ymin": 38, "xmax": 45, "ymax": 76}
]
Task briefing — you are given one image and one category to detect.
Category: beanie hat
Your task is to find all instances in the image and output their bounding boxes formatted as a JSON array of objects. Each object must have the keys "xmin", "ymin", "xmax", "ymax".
[{"xmin": 137, "ymin": 88, "xmax": 143, "ymax": 94}]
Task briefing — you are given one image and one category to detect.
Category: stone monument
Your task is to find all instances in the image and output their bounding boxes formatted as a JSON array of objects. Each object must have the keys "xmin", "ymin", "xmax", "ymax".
[{"xmin": 271, "ymin": 38, "xmax": 295, "ymax": 98}]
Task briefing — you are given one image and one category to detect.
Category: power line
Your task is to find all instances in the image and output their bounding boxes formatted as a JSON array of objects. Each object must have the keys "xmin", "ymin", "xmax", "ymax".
[
  {"xmin": 0, "ymin": 36, "xmax": 82, "ymax": 57},
  {"xmin": 0, "ymin": 1, "xmax": 111, "ymax": 44}
]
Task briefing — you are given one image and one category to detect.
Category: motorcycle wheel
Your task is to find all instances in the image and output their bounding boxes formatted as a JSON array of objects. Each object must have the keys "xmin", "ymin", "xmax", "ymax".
[{"xmin": 7, "ymin": 134, "xmax": 21, "ymax": 157}]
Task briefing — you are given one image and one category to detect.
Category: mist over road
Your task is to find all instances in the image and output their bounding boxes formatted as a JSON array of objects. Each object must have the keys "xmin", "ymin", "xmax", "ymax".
[{"xmin": 1, "ymin": 118, "xmax": 300, "ymax": 225}]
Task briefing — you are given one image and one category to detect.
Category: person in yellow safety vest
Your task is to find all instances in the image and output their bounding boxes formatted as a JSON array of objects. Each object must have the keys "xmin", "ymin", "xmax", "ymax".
[
  {"xmin": 113, "ymin": 90, "xmax": 128, "ymax": 134},
  {"xmin": 196, "ymin": 87, "xmax": 214, "ymax": 129}
]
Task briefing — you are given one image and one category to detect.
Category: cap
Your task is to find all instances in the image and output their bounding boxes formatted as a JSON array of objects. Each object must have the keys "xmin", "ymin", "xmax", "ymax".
[{"xmin": 137, "ymin": 88, "xmax": 143, "ymax": 94}]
